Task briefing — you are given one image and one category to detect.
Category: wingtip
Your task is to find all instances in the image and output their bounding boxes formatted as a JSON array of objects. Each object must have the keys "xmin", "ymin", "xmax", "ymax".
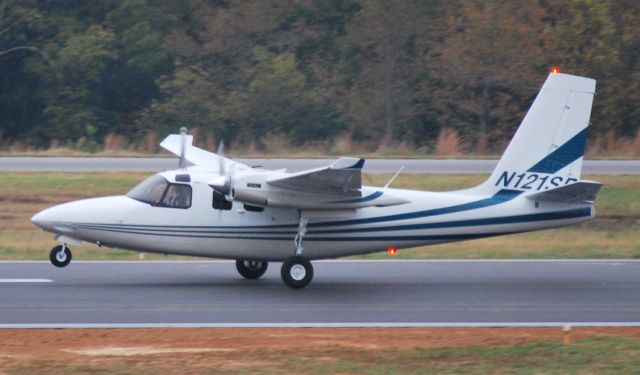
[
  {"xmin": 331, "ymin": 157, "xmax": 365, "ymax": 170},
  {"xmin": 351, "ymin": 158, "xmax": 365, "ymax": 169}
]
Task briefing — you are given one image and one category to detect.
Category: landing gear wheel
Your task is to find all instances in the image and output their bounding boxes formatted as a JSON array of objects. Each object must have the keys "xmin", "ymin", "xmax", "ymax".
[
  {"xmin": 281, "ymin": 256, "xmax": 313, "ymax": 289},
  {"xmin": 236, "ymin": 259, "xmax": 268, "ymax": 279},
  {"xmin": 49, "ymin": 245, "xmax": 72, "ymax": 268}
]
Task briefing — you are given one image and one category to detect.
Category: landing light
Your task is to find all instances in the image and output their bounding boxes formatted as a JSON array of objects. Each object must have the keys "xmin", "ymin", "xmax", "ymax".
[
  {"xmin": 387, "ymin": 247, "xmax": 397, "ymax": 256},
  {"xmin": 551, "ymin": 66, "xmax": 560, "ymax": 74}
]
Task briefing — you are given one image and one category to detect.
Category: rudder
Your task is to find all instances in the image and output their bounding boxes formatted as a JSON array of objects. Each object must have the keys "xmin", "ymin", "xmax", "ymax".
[{"xmin": 479, "ymin": 72, "xmax": 596, "ymax": 194}]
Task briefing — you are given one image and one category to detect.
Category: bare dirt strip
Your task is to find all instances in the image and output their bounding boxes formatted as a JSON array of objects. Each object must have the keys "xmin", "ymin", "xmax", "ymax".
[{"xmin": 1, "ymin": 327, "xmax": 639, "ymax": 374}]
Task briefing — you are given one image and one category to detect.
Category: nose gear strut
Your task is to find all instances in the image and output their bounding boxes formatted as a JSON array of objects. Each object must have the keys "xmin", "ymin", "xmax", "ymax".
[{"xmin": 49, "ymin": 244, "xmax": 72, "ymax": 268}]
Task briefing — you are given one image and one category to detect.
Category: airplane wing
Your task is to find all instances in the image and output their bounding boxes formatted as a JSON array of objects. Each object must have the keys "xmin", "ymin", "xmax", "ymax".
[
  {"xmin": 526, "ymin": 181, "xmax": 603, "ymax": 203},
  {"xmin": 158, "ymin": 133, "xmax": 409, "ymax": 210},
  {"xmin": 160, "ymin": 134, "xmax": 251, "ymax": 172},
  {"xmin": 267, "ymin": 157, "xmax": 364, "ymax": 197},
  {"xmin": 218, "ymin": 157, "xmax": 410, "ymax": 210}
]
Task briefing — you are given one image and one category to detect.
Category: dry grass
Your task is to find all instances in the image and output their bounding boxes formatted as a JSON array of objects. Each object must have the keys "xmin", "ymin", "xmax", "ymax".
[
  {"xmin": 435, "ymin": 128, "xmax": 463, "ymax": 156},
  {"xmin": 587, "ymin": 130, "xmax": 640, "ymax": 158},
  {"xmin": 3, "ymin": 131, "xmax": 640, "ymax": 158}
]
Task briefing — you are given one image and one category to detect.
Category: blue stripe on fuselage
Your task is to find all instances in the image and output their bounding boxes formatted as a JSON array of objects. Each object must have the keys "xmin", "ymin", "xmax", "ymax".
[
  {"xmin": 312, "ymin": 189, "xmax": 523, "ymax": 227},
  {"xmin": 71, "ymin": 208, "xmax": 591, "ymax": 239}
]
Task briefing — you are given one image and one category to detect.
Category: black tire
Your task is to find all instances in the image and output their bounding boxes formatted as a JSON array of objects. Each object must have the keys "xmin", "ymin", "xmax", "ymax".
[
  {"xmin": 236, "ymin": 259, "xmax": 268, "ymax": 279},
  {"xmin": 49, "ymin": 245, "xmax": 72, "ymax": 268},
  {"xmin": 281, "ymin": 256, "xmax": 313, "ymax": 289}
]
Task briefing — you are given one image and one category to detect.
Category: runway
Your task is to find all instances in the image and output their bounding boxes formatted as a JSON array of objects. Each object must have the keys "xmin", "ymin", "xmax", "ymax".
[
  {"xmin": 1, "ymin": 260, "xmax": 638, "ymax": 327},
  {"xmin": 1, "ymin": 157, "xmax": 638, "ymax": 174}
]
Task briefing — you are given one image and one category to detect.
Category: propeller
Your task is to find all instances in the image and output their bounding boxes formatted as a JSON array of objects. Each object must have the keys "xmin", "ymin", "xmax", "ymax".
[
  {"xmin": 209, "ymin": 139, "xmax": 233, "ymax": 197},
  {"xmin": 217, "ymin": 140, "xmax": 225, "ymax": 176},
  {"xmin": 178, "ymin": 127, "xmax": 188, "ymax": 169}
]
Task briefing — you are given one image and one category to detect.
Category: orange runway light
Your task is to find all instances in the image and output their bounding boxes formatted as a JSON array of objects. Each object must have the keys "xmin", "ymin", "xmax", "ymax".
[
  {"xmin": 387, "ymin": 247, "xmax": 397, "ymax": 256},
  {"xmin": 551, "ymin": 66, "xmax": 560, "ymax": 74}
]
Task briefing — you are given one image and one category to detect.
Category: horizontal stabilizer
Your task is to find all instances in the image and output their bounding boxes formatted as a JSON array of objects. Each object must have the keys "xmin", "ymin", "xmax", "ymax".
[{"xmin": 526, "ymin": 181, "xmax": 602, "ymax": 203}]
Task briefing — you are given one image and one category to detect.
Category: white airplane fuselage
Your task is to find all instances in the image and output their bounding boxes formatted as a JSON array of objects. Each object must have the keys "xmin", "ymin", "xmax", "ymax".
[
  {"xmin": 30, "ymin": 72, "xmax": 601, "ymax": 289},
  {"xmin": 31, "ymin": 171, "xmax": 594, "ymax": 260}
]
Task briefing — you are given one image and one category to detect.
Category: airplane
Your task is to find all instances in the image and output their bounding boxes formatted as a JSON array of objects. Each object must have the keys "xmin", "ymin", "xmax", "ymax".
[{"xmin": 31, "ymin": 72, "xmax": 601, "ymax": 289}]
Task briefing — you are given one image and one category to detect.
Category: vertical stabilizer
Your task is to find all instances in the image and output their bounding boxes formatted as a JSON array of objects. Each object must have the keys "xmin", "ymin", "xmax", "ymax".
[{"xmin": 478, "ymin": 72, "xmax": 596, "ymax": 194}]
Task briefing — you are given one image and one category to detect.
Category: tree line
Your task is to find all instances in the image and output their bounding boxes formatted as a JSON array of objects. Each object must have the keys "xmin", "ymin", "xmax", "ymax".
[{"xmin": 1, "ymin": 0, "xmax": 638, "ymax": 154}]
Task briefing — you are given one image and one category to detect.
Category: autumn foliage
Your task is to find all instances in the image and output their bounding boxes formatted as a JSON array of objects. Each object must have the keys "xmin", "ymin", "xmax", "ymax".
[{"xmin": 0, "ymin": 1, "xmax": 638, "ymax": 155}]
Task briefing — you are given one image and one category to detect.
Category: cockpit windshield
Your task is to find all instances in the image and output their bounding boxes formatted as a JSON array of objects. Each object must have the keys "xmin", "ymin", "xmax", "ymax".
[
  {"xmin": 127, "ymin": 175, "xmax": 192, "ymax": 208},
  {"xmin": 127, "ymin": 175, "xmax": 169, "ymax": 205}
]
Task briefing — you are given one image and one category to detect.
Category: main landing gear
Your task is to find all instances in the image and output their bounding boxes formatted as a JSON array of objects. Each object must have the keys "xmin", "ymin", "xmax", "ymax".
[
  {"xmin": 236, "ymin": 216, "xmax": 315, "ymax": 289},
  {"xmin": 49, "ymin": 244, "xmax": 72, "ymax": 268},
  {"xmin": 281, "ymin": 216, "xmax": 314, "ymax": 289},
  {"xmin": 281, "ymin": 256, "xmax": 313, "ymax": 289},
  {"xmin": 235, "ymin": 259, "xmax": 268, "ymax": 279}
]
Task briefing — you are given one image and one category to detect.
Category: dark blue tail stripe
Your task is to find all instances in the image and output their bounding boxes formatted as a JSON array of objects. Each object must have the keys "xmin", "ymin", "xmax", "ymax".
[{"xmin": 528, "ymin": 128, "xmax": 588, "ymax": 174}]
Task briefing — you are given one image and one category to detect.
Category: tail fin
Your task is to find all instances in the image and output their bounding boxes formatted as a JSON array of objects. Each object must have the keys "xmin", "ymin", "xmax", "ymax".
[{"xmin": 478, "ymin": 72, "xmax": 596, "ymax": 194}]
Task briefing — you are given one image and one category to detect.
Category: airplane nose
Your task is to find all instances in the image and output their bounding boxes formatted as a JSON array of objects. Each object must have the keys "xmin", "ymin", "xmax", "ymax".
[
  {"xmin": 31, "ymin": 207, "xmax": 57, "ymax": 231},
  {"xmin": 32, "ymin": 195, "xmax": 138, "ymax": 233}
]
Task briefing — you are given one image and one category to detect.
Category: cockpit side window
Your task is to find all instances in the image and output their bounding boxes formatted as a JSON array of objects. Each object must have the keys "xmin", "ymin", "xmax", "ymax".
[
  {"xmin": 127, "ymin": 175, "xmax": 168, "ymax": 205},
  {"xmin": 127, "ymin": 175, "xmax": 192, "ymax": 209},
  {"xmin": 161, "ymin": 184, "xmax": 192, "ymax": 209}
]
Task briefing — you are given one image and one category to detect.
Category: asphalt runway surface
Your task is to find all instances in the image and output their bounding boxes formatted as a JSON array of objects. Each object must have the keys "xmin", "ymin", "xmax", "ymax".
[
  {"xmin": 1, "ymin": 260, "xmax": 638, "ymax": 327},
  {"xmin": 1, "ymin": 157, "xmax": 638, "ymax": 174}
]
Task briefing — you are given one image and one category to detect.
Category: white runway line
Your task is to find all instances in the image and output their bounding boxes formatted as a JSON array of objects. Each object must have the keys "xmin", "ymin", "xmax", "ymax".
[
  {"xmin": 1, "ymin": 322, "xmax": 640, "ymax": 329},
  {"xmin": 0, "ymin": 279, "xmax": 52, "ymax": 283},
  {"xmin": 1, "ymin": 259, "xmax": 640, "ymax": 264}
]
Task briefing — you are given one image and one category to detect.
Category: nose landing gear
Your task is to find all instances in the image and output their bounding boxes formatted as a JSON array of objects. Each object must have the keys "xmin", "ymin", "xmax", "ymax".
[{"xmin": 49, "ymin": 244, "xmax": 72, "ymax": 268}]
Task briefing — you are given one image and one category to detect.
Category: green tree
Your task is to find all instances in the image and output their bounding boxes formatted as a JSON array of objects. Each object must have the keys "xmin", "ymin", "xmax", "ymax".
[
  {"xmin": 426, "ymin": 0, "xmax": 557, "ymax": 152},
  {"xmin": 236, "ymin": 48, "xmax": 344, "ymax": 147},
  {"xmin": 549, "ymin": 0, "xmax": 639, "ymax": 138}
]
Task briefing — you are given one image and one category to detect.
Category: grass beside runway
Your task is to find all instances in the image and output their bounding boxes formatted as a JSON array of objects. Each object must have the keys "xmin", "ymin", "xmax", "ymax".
[
  {"xmin": 280, "ymin": 337, "xmax": 640, "ymax": 374},
  {"xmin": 1, "ymin": 328, "xmax": 640, "ymax": 374},
  {"xmin": 0, "ymin": 172, "xmax": 638, "ymax": 260}
]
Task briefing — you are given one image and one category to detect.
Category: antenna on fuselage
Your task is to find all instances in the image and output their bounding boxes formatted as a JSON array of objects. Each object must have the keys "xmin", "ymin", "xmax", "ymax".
[{"xmin": 384, "ymin": 166, "xmax": 405, "ymax": 188}]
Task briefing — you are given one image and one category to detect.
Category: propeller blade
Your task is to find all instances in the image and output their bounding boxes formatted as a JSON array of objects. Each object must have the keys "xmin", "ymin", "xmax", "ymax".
[
  {"xmin": 216, "ymin": 140, "xmax": 225, "ymax": 156},
  {"xmin": 211, "ymin": 139, "xmax": 234, "ymax": 199},
  {"xmin": 178, "ymin": 127, "xmax": 188, "ymax": 169},
  {"xmin": 217, "ymin": 139, "xmax": 225, "ymax": 176}
]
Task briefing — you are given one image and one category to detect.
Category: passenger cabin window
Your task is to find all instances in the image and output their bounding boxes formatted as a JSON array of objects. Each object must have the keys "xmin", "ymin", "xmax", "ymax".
[
  {"xmin": 212, "ymin": 190, "xmax": 232, "ymax": 210},
  {"xmin": 161, "ymin": 184, "xmax": 192, "ymax": 208},
  {"xmin": 127, "ymin": 175, "xmax": 191, "ymax": 209}
]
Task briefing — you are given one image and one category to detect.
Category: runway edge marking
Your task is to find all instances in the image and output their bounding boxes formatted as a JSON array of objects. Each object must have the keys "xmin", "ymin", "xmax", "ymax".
[
  {"xmin": 2, "ymin": 322, "xmax": 640, "ymax": 329},
  {"xmin": 1, "ymin": 259, "xmax": 640, "ymax": 264}
]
